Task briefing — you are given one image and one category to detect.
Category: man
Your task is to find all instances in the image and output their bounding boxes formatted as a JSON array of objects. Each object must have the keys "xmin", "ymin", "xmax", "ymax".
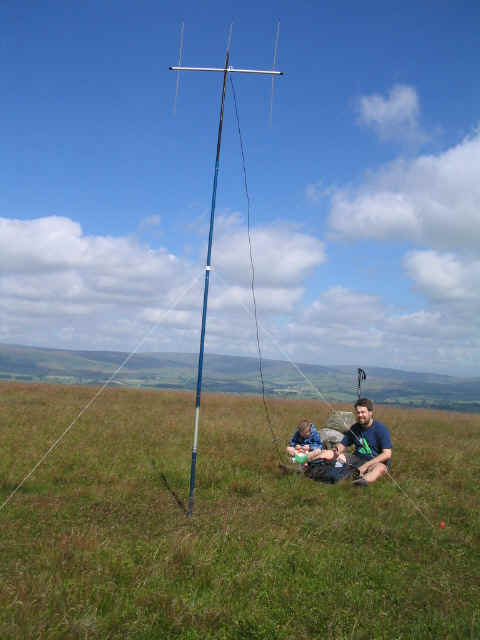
[{"xmin": 334, "ymin": 397, "xmax": 392, "ymax": 487}]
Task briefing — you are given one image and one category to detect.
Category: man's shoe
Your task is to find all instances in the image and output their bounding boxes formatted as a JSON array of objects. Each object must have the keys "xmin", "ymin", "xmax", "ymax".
[{"xmin": 351, "ymin": 468, "xmax": 361, "ymax": 481}]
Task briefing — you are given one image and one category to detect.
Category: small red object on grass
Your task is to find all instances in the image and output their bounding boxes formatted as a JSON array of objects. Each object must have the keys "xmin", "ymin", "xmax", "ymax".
[{"xmin": 440, "ymin": 521, "xmax": 445, "ymax": 529}]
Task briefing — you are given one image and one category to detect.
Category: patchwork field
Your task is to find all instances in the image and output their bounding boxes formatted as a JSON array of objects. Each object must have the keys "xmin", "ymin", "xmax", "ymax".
[{"xmin": 0, "ymin": 382, "xmax": 478, "ymax": 639}]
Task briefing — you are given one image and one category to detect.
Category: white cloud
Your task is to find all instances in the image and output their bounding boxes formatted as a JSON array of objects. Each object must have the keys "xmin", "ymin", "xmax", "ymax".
[
  {"xmin": 301, "ymin": 122, "xmax": 480, "ymax": 375},
  {"xmin": 405, "ymin": 250, "xmax": 480, "ymax": 304},
  {"xmin": 2, "ymin": 214, "xmax": 479, "ymax": 375},
  {"xmin": 141, "ymin": 308, "xmax": 197, "ymax": 328},
  {"xmin": 282, "ymin": 286, "xmax": 480, "ymax": 375},
  {"xmin": 209, "ymin": 285, "xmax": 305, "ymax": 313},
  {"xmin": 0, "ymin": 215, "xmax": 326, "ymax": 354},
  {"xmin": 214, "ymin": 224, "xmax": 326, "ymax": 287},
  {"xmin": 328, "ymin": 128, "xmax": 480, "ymax": 250},
  {"xmin": 302, "ymin": 286, "xmax": 386, "ymax": 325},
  {"xmin": 0, "ymin": 216, "xmax": 191, "ymax": 350},
  {"xmin": 0, "ymin": 217, "xmax": 185, "ymax": 311},
  {"xmin": 288, "ymin": 287, "xmax": 386, "ymax": 355},
  {"xmin": 357, "ymin": 84, "xmax": 427, "ymax": 144},
  {"xmin": 0, "ymin": 216, "xmax": 180, "ymax": 279}
]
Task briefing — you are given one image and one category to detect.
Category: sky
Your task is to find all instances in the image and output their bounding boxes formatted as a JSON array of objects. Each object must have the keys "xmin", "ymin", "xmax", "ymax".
[{"xmin": 1, "ymin": 0, "xmax": 480, "ymax": 377}]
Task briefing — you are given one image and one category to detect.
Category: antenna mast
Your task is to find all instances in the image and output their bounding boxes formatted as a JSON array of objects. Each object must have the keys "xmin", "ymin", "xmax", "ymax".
[{"xmin": 170, "ymin": 25, "xmax": 283, "ymax": 517}]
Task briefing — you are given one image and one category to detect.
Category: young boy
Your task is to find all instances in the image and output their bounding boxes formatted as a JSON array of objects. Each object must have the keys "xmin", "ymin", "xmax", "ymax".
[
  {"xmin": 286, "ymin": 420, "xmax": 344, "ymax": 464},
  {"xmin": 286, "ymin": 419, "xmax": 321, "ymax": 459}
]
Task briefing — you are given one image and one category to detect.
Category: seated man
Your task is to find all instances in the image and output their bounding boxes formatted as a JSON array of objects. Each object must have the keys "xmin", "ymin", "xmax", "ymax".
[{"xmin": 334, "ymin": 397, "xmax": 392, "ymax": 487}]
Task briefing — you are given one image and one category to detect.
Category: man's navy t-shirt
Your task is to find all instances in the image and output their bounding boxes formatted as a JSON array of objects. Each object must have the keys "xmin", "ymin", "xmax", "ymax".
[{"xmin": 341, "ymin": 419, "xmax": 392, "ymax": 463}]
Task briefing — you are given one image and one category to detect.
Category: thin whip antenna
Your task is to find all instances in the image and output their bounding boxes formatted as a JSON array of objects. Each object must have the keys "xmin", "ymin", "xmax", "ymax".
[
  {"xmin": 226, "ymin": 22, "xmax": 233, "ymax": 51},
  {"xmin": 269, "ymin": 21, "xmax": 280, "ymax": 124},
  {"xmin": 173, "ymin": 21, "xmax": 185, "ymax": 116}
]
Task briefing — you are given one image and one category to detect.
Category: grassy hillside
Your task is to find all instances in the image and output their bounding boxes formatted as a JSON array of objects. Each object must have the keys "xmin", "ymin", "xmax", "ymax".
[
  {"xmin": 0, "ymin": 382, "xmax": 478, "ymax": 638},
  {"xmin": 0, "ymin": 343, "xmax": 479, "ymax": 412}
]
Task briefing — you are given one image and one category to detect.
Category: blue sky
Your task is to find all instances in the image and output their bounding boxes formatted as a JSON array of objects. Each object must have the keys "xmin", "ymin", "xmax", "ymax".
[{"xmin": 1, "ymin": 0, "xmax": 480, "ymax": 376}]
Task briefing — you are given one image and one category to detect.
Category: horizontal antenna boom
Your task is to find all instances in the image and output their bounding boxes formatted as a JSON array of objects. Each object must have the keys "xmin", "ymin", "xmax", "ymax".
[{"xmin": 170, "ymin": 65, "xmax": 283, "ymax": 75}]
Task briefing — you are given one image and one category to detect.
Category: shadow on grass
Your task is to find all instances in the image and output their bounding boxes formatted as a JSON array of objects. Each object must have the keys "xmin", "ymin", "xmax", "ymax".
[{"xmin": 160, "ymin": 472, "xmax": 188, "ymax": 515}]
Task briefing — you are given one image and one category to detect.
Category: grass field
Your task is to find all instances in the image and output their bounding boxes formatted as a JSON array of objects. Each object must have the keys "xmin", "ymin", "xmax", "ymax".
[{"xmin": 0, "ymin": 382, "xmax": 479, "ymax": 639}]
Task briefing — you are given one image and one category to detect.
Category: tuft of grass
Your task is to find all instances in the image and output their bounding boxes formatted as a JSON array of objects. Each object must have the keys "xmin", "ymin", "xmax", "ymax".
[{"xmin": 0, "ymin": 382, "xmax": 479, "ymax": 638}]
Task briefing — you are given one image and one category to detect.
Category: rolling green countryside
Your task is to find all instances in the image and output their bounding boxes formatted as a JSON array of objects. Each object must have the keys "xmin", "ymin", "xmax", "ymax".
[{"xmin": 0, "ymin": 343, "xmax": 479, "ymax": 412}]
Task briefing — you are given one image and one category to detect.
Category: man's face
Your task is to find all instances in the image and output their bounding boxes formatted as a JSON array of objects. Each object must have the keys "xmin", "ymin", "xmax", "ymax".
[{"xmin": 355, "ymin": 405, "xmax": 373, "ymax": 427}]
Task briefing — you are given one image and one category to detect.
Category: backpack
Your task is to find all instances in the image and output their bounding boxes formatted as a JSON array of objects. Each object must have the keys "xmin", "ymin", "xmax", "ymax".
[{"xmin": 305, "ymin": 460, "xmax": 356, "ymax": 484}]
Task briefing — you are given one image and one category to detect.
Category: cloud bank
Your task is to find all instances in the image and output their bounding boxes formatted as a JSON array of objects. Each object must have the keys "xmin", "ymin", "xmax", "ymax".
[
  {"xmin": 315, "ymin": 101, "xmax": 480, "ymax": 374},
  {"xmin": 329, "ymin": 129, "xmax": 480, "ymax": 250},
  {"xmin": 0, "ymin": 215, "xmax": 327, "ymax": 358},
  {"xmin": 329, "ymin": 128, "xmax": 480, "ymax": 317},
  {"xmin": 0, "ymin": 204, "xmax": 478, "ymax": 375}
]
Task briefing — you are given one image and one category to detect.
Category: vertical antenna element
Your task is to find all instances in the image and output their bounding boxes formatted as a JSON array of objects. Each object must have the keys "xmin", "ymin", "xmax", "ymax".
[
  {"xmin": 269, "ymin": 21, "xmax": 280, "ymax": 124},
  {"xmin": 173, "ymin": 21, "xmax": 185, "ymax": 116},
  {"xmin": 226, "ymin": 21, "xmax": 233, "ymax": 51}
]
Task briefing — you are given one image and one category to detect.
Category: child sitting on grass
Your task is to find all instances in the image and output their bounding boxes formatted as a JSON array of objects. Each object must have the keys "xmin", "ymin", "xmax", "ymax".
[{"xmin": 286, "ymin": 419, "xmax": 346, "ymax": 465}]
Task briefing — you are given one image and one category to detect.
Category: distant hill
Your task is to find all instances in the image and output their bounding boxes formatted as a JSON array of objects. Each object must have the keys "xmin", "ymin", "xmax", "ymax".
[{"xmin": 0, "ymin": 343, "xmax": 478, "ymax": 412}]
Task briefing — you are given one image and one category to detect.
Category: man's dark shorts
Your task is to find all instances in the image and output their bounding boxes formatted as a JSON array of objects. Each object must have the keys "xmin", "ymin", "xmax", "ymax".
[{"xmin": 345, "ymin": 454, "xmax": 390, "ymax": 468}]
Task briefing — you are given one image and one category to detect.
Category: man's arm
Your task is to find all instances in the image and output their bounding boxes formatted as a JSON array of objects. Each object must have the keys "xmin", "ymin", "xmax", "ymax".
[
  {"xmin": 308, "ymin": 448, "xmax": 335, "ymax": 461},
  {"xmin": 334, "ymin": 442, "xmax": 347, "ymax": 456}
]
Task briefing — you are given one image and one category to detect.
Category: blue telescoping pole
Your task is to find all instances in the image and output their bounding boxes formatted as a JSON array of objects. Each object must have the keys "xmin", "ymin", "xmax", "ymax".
[
  {"xmin": 170, "ymin": 36, "xmax": 283, "ymax": 517},
  {"xmin": 188, "ymin": 51, "xmax": 230, "ymax": 517}
]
